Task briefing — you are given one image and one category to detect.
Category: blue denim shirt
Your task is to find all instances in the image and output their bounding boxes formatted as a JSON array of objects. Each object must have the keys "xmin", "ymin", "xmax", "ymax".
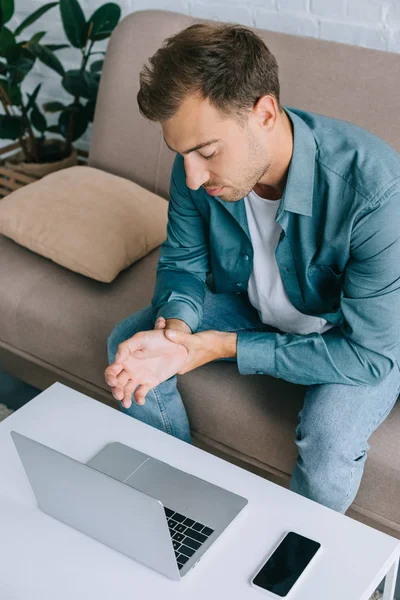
[{"xmin": 152, "ymin": 107, "xmax": 400, "ymax": 386}]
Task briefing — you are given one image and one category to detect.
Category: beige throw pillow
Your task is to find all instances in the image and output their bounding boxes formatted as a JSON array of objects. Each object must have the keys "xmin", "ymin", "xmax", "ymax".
[{"xmin": 0, "ymin": 165, "xmax": 169, "ymax": 283}]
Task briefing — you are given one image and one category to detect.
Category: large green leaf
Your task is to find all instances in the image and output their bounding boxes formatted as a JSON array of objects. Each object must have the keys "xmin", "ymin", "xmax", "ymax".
[
  {"xmin": 90, "ymin": 59, "xmax": 103, "ymax": 72},
  {"xmin": 0, "ymin": 0, "xmax": 14, "ymax": 27},
  {"xmin": 13, "ymin": 2, "xmax": 58, "ymax": 36},
  {"xmin": 7, "ymin": 51, "xmax": 35, "ymax": 84},
  {"xmin": 42, "ymin": 100, "xmax": 65, "ymax": 112},
  {"xmin": 0, "ymin": 114, "xmax": 24, "ymax": 139},
  {"xmin": 87, "ymin": 3, "xmax": 120, "ymax": 41},
  {"xmin": 0, "ymin": 76, "xmax": 21, "ymax": 105},
  {"xmin": 0, "ymin": 26, "xmax": 16, "ymax": 59},
  {"xmin": 59, "ymin": 0, "xmax": 87, "ymax": 48},
  {"xmin": 31, "ymin": 105, "xmax": 47, "ymax": 132},
  {"xmin": 58, "ymin": 104, "xmax": 89, "ymax": 141},
  {"xmin": 62, "ymin": 69, "xmax": 98, "ymax": 99},
  {"xmin": 83, "ymin": 99, "xmax": 96, "ymax": 121},
  {"xmin": 27, "ymin": 31, "xmax": 47, "ymax": 45},
  {"xmin": 47, "ymin": 124, "xmax": 60, "ymax": 134},
  {"xmin": 28, "ymin": 43, "xmax": 65, "ymax": 76},
  {"xmin": 44, "ymin": 43, "xmax": 69, "ymax": 51}
]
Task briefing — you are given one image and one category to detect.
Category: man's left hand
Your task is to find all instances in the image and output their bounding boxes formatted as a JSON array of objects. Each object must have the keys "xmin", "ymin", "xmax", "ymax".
[{"xmin": 163, "ymin": 325, "xmax": 232, "ymax": 374}]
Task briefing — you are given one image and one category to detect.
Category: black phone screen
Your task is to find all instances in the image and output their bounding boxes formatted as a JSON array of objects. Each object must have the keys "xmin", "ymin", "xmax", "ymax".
[{"xmin": 252, "ymin": 532, "xmax": 321, "ymax": 597}]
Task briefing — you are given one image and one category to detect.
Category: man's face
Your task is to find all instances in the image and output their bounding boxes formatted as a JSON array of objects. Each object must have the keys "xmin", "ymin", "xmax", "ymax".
[{"xmin": 162, "ymin": 94, "xmax": 272, "ymax": 203}]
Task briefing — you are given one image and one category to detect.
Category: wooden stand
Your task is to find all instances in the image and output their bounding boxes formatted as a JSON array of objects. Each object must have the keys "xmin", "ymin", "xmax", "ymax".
[{"xmin": 0, "ymin": 142, "xmax": 89, "ymax": 198}]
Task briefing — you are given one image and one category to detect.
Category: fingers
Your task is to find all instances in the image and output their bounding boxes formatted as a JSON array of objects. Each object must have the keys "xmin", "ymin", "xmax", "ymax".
[
  {"xmin": 110, "ymin": 371, "xmax": 131, "ymax": 400},
  {"xmin": 105, "ymin": 363, "xmax": 124, "ymax": 386},
  {"xmin": 122, "ymin": 381, "xmax": 149, "ymax": 408},
  {"xmin": 134, "ymin": 385, "xmax": 148, "ymax": 406},
  {"xmin": 111, "ymin": 385, "xmax": 125, "ymax": 401},
  {"xmin": 122, "ymin": 380, "xmax": 137, "ymax": 409},
  {"xmin": 114, "ymin": 370, "xmax": 130, "ymax": 389},
  {"xmin": 119, "ymin": 381, "xmax": 149, "ymax": 408},
  {"xmin": 105, "ymin": 363, "xmax": 124, "ymax": 378},
  {"xmin": 154, "ymin": 317, "xmax": 166, "ymax": 330}
]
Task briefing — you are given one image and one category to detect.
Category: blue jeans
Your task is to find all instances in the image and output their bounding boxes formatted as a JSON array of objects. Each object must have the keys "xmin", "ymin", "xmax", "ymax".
[{"xmin": 107, "ymin": 285, "xmax": 400, "ymax": 514}]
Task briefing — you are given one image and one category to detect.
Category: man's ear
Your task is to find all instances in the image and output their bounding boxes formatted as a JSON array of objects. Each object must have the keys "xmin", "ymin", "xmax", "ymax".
[{"xmin": 253, "ymin": 94, "xmax": 278, "ymax": 132}]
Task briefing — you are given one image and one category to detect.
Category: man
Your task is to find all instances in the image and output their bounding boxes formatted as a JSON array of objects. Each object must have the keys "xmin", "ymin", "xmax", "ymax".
[{"xmin": 105, "ymin": 23, "xmax": 400, "ymax": 514}]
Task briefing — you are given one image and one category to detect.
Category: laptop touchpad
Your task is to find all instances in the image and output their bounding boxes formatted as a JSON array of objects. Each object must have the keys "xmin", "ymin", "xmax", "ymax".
[{"xmin": 87, "ymin": 442, "xmax": 149, "ymax": 482}]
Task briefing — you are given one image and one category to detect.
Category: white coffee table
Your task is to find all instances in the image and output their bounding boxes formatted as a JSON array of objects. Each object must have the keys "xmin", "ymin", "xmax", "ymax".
[{"xmin": 0, "ymin": 382, "xmax": 398, "ymax": 600}]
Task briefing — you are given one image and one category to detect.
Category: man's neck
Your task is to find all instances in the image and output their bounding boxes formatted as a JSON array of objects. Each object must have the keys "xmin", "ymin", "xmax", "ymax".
[{"xmin": 254, "ymin": 110, "xmax": 294, "ymax": 200}]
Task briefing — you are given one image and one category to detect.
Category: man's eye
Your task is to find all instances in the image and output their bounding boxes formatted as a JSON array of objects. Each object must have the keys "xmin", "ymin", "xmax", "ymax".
[{"xmin": 202, "ymin": 152, "xmax": 216, "ymax": 160}]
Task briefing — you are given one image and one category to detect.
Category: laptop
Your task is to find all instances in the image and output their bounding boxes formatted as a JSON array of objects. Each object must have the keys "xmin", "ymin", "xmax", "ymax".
[{"xmin": 10, "ymin": 431, "xmax": 248, "ymax": 580}]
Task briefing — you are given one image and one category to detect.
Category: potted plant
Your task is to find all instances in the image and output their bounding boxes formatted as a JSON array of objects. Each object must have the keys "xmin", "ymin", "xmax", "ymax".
[{"xmin": 0, "ymin": 0, "xmax": 120, "ymax": 187}]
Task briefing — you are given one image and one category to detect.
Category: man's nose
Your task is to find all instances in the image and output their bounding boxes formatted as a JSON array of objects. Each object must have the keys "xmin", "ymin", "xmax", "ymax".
[{"xmin": 184, "ymin": 156, "xmax": 209, "ymax": 190}]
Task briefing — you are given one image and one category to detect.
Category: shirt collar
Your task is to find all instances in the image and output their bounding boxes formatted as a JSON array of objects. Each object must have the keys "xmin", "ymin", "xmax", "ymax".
[{"xmin": 278, "ymin": 107, "xmax": 316, "ymax": 218}]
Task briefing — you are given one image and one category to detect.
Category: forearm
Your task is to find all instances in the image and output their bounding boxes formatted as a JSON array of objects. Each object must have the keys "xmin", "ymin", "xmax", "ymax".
[
  {"xmin": 236, "ymin": 328, "xmax": 396, "ymax": 386},
  {"xmin": 164, "ymin": 321, "xmax": 239, "ymax": 359}
]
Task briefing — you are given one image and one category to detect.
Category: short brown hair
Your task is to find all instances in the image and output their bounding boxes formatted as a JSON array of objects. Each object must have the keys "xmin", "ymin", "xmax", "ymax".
[{"xmin": 137, "ymin": 22, "xmax": 281, "ymax": 126}]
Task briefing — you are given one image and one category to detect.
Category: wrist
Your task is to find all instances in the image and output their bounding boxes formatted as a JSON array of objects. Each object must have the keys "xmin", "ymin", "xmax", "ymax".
[
  {"xmin": 217, "ymin": 332, "xmax": 237, "ymax": 359},
  {"xmin": 165, "ymin": 318, "xmax": 192, "ymax": 334}
]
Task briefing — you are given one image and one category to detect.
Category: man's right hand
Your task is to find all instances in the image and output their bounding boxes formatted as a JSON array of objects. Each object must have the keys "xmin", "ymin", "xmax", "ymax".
[{"xmin": 104, "ymin": 318, "xmax": 191, "ymax": 408}]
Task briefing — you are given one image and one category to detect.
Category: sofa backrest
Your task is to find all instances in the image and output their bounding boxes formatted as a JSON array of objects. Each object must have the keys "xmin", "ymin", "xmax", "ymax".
[{"xmin": 89, "ymin": 9, "xmax": 400, "ymax": 200}]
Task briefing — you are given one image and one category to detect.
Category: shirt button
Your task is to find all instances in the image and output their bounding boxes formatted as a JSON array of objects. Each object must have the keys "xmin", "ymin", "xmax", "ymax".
[
  {"xmin": 236, "ymin": 282, "xmax": 244, "ymax": 288},
  {"xmin": 243, "ymin": 254, "xmax": 249, "ymax": 261}
]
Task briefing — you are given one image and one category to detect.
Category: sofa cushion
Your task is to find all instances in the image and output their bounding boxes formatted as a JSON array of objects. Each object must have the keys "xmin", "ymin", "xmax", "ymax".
[{"xmin": 0, "ymin": 166, "xmax": 168, "ymax": 283}]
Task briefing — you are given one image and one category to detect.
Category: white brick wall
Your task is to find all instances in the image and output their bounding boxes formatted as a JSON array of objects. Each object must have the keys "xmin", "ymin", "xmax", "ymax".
[{"xmin": 3, "ymin": 0, "xmax": 400, "ymax": 151}]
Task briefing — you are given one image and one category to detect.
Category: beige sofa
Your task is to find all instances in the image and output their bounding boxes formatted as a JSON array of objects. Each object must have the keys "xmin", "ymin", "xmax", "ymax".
[{"xmin": 1, "ymin": 10, "xmax": 399, "ymax": 539}]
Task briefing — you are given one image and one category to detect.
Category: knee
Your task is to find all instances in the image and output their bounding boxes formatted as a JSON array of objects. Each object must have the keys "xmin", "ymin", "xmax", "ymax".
[
  {"xmin": 295, "ymin": 399, "xmax": 368, "ymax": 463},
  {"xmin": 107, "ymin": 306, "xmax": 154, "ymax": 364},
  {"xmin": 295, "ymin": 406, "xmax": 332, "ymax": 448},
  {"xmin": 107, "ymin": 325, "xmax": 124, "ymax": 364}
]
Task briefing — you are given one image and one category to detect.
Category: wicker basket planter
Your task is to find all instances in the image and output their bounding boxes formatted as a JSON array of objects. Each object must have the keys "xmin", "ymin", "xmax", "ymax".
[{"xmin": 0, "ymin": 141, "xmax": 88, "ymax": 198}]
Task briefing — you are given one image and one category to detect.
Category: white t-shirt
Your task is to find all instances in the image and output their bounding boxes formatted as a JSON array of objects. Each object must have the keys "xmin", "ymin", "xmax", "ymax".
[{"xmin": 244, "ymin": 188, "xmax": 335, "ymax": 335}]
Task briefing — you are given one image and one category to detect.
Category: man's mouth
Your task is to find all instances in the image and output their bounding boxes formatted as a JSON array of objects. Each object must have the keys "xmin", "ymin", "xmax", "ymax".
[{"xmin": 205, "ymin": 186, "xmax": 224, "ymax": 196}]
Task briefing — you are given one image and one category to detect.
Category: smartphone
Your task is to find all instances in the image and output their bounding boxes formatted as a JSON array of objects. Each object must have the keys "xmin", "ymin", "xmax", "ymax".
[{"xmin": 250, "ymin": 531, "xmax": 321, "ymax": 597}]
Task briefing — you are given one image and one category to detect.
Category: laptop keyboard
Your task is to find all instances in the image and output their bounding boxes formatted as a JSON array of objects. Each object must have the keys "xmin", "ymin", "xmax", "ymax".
[{"xmin": 164, "ymin": 506, "xmax": 214, "ymax": 570}]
